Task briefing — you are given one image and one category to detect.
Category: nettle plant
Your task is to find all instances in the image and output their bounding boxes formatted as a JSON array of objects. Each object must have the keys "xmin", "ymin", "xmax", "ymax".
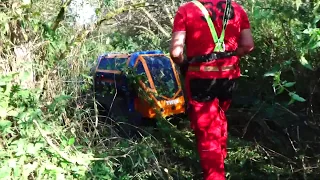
[
  {"xmin": 0, "ymin": 72, "xmax": 41, "ymax": 131},
  {"xmin": 261, "ymin": 1, "xmax": 320, "ymax": 105}
]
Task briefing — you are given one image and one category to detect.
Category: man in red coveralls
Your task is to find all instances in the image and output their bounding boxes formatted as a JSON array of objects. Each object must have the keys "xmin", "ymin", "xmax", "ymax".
[{"xmin": 169, "ymin": 0, "xmax": 254, "ymax": 179}]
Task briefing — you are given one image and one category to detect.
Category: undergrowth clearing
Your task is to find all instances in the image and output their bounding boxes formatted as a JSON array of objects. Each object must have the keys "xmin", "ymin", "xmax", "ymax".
[{"xmin": 0, "ymin": 0, "xmax": 319, "ymax": 179}]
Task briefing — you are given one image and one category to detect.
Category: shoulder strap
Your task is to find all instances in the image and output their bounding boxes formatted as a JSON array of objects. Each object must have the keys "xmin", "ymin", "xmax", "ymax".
[{"xmin": 192, "ymin": 0, "xmax": 232, "ymax": 52}]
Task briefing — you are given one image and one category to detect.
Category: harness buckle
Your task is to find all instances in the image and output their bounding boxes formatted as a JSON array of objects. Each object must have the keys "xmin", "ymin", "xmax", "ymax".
[
  {"xmin": 215, "ymin": 40, "xmax": 226, "ymax": 52},
  {"xmin": 208, "ymin": 53, "xmax": 218, "ymax": 61}
]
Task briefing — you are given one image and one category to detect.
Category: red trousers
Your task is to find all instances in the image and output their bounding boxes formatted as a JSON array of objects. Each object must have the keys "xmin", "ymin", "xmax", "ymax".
[{"xmin": 185, "ymin": 75, "xmax": 234, "ymax": 180}]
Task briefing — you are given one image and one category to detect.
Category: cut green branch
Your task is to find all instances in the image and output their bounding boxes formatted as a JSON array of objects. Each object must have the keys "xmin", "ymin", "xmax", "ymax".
[
  {"xmin": 33, "ymin": 119, "xmax": 87, "ymax": 166},
  {"xmin": 97, "ymin": 2, "xmax": 154, "ymax": 27}
]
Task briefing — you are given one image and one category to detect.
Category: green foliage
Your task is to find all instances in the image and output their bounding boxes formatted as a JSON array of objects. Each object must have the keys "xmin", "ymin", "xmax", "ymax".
[
  {"xmin": 236, "ymin": 0, "xmax": 319, "ymax": 108},
  {"xmin": 0, "ymin": 72, "xmax": 93, "ymax": 179},
  {"xmin": 1, "ymin": 0, "xmax": 319, "ymax": 179}
]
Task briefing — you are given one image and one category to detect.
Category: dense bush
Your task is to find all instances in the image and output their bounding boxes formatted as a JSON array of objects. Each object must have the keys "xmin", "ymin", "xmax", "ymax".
[{"xmin": 0, "ymin": 0, "xmax": 319, "ymax": 179}]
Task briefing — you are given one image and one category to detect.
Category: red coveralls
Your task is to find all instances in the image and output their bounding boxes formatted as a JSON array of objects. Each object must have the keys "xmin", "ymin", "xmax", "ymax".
[{"xmin": 172, "ymin": 1, "xmax": 251, "ymax": 179}]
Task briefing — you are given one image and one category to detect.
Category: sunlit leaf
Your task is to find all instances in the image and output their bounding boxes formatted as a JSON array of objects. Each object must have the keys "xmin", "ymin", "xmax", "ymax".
[
  {"xmin": 8, "ymin": 159, "xmax": 16, "ymax": 168},
  {"xmin": 295, "ymin": 0, "xmax": 302, "ymax": 10},
  {"xmin": 264, "ymin": 72, "xmax": 276, "ymax": 77},
  {"xmin": 13, "ymin": 166, "xmax": 21, "ymax": 177},
  {"xmin": 68, "ymin": 137, "xmax": 75, "ymax": 145},
  {"xmin": 0, "ymin": 166, "xmax": 11, "ymax": 179},
  {"xmin": 7, "ymin": 109, "xmax": 19, "ymax": 117},
  {"xmin": 0, "ymin": 108, "xmax": 7, "ymax": 119},
  {"xmin": 289, "ymin": 92, "xmax": 306, "ymax": 102},
  {"xmin": 311, "ymin": 41, "xmax": 320, "ymax": 49},
  {"xmin": 23, "ymin": 162, "xmax": 38, "ymax": 178},
  {"xmin": 0, "ymin": 120, "xmax": 12, "ymax": 129},
  {"xmin": 299, "ymin": 56, "xmax": 313, "ymax": 70},
  {"xmin": 22, "ymin": 0, "xmax": 31, "ymax": 5},
  {"xmin": 34, "ymin": 142, "xmax": 44, "ymax": 152},
  {"xmin": 283, "ymin": 82, "xmax": 296, "ymax": 88},
  {"xmin": 26, "ymin": 143, "xmax": 36, "ymax": 155},
  {"xmin": 283, "ymin": 60, "xmax": 292, "ymax": 66},
  {"xmin": 276, "ymin": 86, "xmax": 285, "ymax": 95}
]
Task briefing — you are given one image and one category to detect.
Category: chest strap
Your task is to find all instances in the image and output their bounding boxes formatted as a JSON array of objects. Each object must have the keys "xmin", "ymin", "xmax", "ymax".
[{"xmin": 192, "ymin": 0, "xmax": 232, "ymax": 52}]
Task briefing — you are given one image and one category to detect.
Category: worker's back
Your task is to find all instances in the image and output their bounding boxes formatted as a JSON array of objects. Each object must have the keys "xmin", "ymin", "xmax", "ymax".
[
  {"xmin": 170, "ymin": 2, "xmax": 254, "ymax": 179},
  {"xmin": 172, "ymin": 0, "xmax": 250, "ymax": 58}
]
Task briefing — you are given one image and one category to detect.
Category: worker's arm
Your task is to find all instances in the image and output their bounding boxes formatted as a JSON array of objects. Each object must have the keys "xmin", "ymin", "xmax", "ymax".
[
  {"xmin": 170, "ymin": 31, "xmax": 186, "ymax": 65},
  {"xmin": 236, "ymin": 29, "xmax": 254, "ymax": 57},
  {"xmin": 236, "ymin": 6, "xmax": 254, "ymax": 57},
  {"xmin": 170, "ymin": 6, "xmax": 186, "ymax": 65}
]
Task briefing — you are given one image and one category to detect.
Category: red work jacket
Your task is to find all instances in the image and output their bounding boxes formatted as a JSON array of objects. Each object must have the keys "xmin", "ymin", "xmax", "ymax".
[{"xmin": 172, "ymin": 0, "xmax": 251, "ymax": 79}]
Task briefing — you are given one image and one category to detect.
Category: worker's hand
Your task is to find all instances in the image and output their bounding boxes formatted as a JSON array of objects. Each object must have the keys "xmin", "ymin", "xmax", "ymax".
[
  {"xmin": 235, "ymin": 47, "xmax": 245, "ymax": 57},
  {"xmin": 237, "ymin": 29, "xmax": 254, "ymax": 57}
]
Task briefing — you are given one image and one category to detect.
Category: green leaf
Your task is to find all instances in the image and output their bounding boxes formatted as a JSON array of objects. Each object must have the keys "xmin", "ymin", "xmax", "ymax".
[
  {"xmin": 23, "ymin": 162, "xmax": 38, "ymax": 178},
  {"xmin": 283, "ymin": 82, "xmax": 296, "ymax": 88},
  {"xmin": 311, "ymin": 41, "xmax": 320, "ymax": 49},
  {"xmin": 22, "ymin": 0, "xmax": 31, "ymax": 5},
  {"xmin": 8, "ymin": 159, "xmax": 16, "ymax": 168},
  {"xmin": 264, "ymin": 72, "xmax": 276, "ymax": 77},
  {"xmin": 17, "ymin": 89, "xmax": 31, "ymax": 99},
  {"xmin": 81, "ymin": 73, "xmax": 93, "ymax": 80},
  {"xmin": 4, "ymin": 83, "xmax": 12, "ymax": 95},
  {"xmin": 0, "ymin": 166, "xmax": 11, "ymax": 179},
  {"xmin": 60, "ymin": 162, "xmax": 69, "ymax": 169},
  {"xmin": 56, "ymin": 172, "xmax": 65, "ymax": 180},
  {"xmin": 34, "ymin": 142, "xmax": 44, "ymax": 150},
  {"xmin": 0, "ymin": 120, "xmax": 12, "ymax": 129},
  {"xmin": 0, "ymin": 108, "xmax": 7, "ymax": 119},
  {"xmin": 276, "ymin": 86, "xmax": 285, "ymax": 95},
  {"xmin": 299, "ymin": 56, "xmax": 313, "ymax": 70},
  {"xmin": 0, "ymin": 73, "xmax": 18, "ymax": 85},
  {"xmin": 289, "ymin": 92, "xmax": 306, "ymax": 102},
  {"xmin": 7, "ymin": 109, "xmax": 19, "ymax": 117},
  {"xmin": 295, "ymin": 0, "xmax": 302, "ymax": 10},
  {"xmin": 283, "ymin": 60, "xmax": 292, "ymax": 66},
  {"xmin": 26, "ymin": 143, "xmax": 35, "ymax": 155},
  {"xmin": 13, "ymin": 139, "xmax": 27, "ymax": 156},
  {"xmin": 68, "ymin": 137, "xmax": 75, "ymax": 145},
  {"xmin": 20, "ymin": 71, "xmax": 31, "ymax": 82},
  {"xmin": 0, "ymin": 98, "xmax": 9, "ymax": 108},
  {"xmin": 13, "ymin": 167, "xmax": 21, "ymax": 177}
]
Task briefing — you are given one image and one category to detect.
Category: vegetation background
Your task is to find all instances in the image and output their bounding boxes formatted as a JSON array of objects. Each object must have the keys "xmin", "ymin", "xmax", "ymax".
[{"xmin": 0, "ymin": 0, "xmax": 319, "ymax": 179}]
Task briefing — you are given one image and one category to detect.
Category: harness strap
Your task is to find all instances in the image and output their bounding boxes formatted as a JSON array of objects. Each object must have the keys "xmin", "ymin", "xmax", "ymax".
[
  {"xmin": 188, "ymin": 65, "xmax": 235, "ymax": 72},
  {"xmin": 192, "ymin": 0, "xmax": 232, "ymax": 52},
  {"xmin": 188, "ymin": 51, "xmax": 236, "ymax": 64}
]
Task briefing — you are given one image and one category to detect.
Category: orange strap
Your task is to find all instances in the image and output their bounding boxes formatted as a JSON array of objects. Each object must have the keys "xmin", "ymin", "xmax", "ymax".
[{"xmin": 188, "ymin": 65, "xmax": 235, "ymax": 72}]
